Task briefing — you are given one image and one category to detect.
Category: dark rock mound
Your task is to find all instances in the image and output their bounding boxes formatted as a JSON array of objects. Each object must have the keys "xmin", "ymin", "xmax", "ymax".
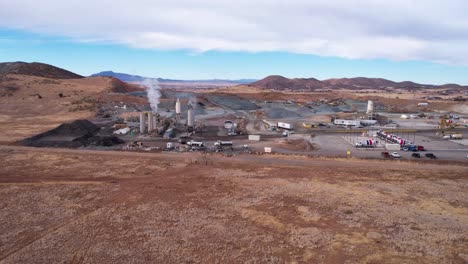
[
  {"xmin": 77, "ymin": 135, "xmax": 125, "ymax": 147},
  {"xmin": 20, "ymin": 119, "xmax": 124, "ymax": 148}
]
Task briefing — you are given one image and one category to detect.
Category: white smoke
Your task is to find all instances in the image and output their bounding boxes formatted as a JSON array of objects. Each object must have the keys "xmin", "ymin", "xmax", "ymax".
[{"xmin": 143, "ymin": 79, "xmax": 161, "ymax": 113}]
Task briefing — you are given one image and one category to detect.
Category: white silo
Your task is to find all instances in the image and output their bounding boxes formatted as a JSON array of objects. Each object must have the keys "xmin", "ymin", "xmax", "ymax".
[
  {"xmin": 175, "ymin": 98, "xmax": 181, "ymax": 114},
  {"xmin": 366, "ymin": 100, "xmax": 374, "ymax": 114},
  {"xmin": 366, "ymin": 100, "xmax": 374, "ymax": 119},
  {"xmin": 187, "ymin": 104, "xmax": 194, "ymax": 127}
]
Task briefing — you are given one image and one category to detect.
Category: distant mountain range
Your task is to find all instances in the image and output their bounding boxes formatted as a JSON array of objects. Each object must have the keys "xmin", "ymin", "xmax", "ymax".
[
  {"xmin": 249, "ymin": 75, "xmax": 468, "ymax": 91},
  {"xmin": 90, "ymin": 71, "xmax": 257, "ymax": 84},
  {"xmin": 1, "ymin": 62, "xmax": 466, "ymax": 91}
]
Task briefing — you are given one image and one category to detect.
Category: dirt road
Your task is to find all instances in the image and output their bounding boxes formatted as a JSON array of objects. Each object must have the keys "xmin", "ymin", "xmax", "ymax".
[{"xmin": 0, "ymin": 146, "xmax": 467, "ymax": 263}]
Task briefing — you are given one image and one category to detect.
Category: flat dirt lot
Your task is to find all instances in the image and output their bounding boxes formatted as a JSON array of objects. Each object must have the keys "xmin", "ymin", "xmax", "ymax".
[{"xmin": 0, "ymin": 146, "xmax": 467, "ymax": 263}]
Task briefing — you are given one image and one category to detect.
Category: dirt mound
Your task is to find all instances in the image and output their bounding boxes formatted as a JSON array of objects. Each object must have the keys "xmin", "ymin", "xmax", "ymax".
[
  {"xmin": 108, "ymin": 78, "xmax": 144, "ymax": 93},
  {"xmin": 0, "ymin": 61, "xmax": 83, "ymax": 79},
  {"xmin": 20, "ymin": 119, "xmax": 99, "ymax": 147},
  {"xmin": 19, "ymin": 120, "xmax": 123, "ymax": 148},
  {"xmin": 275, "ymin": 138, "xmax": 315, "ymax": 152}
]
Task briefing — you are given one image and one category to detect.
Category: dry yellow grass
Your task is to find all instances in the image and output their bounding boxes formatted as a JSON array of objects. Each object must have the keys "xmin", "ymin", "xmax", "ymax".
[{"xmin": 0, "ymin": 75, "xmax": 114, "ymax": 142}]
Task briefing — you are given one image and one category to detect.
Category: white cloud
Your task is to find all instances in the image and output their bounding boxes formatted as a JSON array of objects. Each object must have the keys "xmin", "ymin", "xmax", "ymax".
[{"xmin": 1, "ymin": 0, "xmax": 468, "ymax": 63}]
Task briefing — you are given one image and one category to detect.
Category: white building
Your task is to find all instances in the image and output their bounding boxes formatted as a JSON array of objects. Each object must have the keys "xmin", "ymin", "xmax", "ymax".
[{"xmin": 333, "ymin": 119, "xmax": 361, "ymax": 127}]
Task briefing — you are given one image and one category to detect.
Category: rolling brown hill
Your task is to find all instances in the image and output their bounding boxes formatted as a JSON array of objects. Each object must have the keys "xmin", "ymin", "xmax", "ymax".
[
  {"xmin": 0, "ymin": 61, "xmax": 83, "ymax": 79},
  {"xmin": 250, "ymin": 75, "xmax": 324, "ymax": 91},
  {"xmin": 249, "ymin": 75, "xmax": 468, "ymax": 91},
  {"xmin": 0, "ymin": 73, "xmax": 144, "ymax": 142}
]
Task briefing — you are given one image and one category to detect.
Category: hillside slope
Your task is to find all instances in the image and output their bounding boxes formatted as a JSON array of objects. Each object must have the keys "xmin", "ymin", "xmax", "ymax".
[
  {"xmin": 0, "ymin": 74, "xmax": 142, "ymax": 142},
  {"xmin": 0, "ymin": 62, "xmax": 83, "ymax": 79},
  {"xmin": 250, "ymin": 75, "xmax": 468, "ymax": 91}
]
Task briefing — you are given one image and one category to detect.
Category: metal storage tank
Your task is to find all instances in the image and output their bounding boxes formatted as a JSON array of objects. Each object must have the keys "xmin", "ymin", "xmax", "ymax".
[
  {"xmin": 175, "ymin": 98, "xmax": 181, "ymax": 114},
  {"xmin": 147, "ymin": 112, "xmax": 153, "ymax": 133},
  {"xmin": 139, "ymin": 112, "xmax": 146, "ymax": 134},
  {"xmin": 187, "ymin": 104, "xmax": 194, "ymax": 127},
  {"xmin": 366, "ymin": 100, "xmax": 374, "ymax": 114}
]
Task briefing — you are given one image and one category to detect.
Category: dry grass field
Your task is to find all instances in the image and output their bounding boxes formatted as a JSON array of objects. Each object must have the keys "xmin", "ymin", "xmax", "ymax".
[{"xmin": 0, "ymin": 145, "xmax": 467, "ymax": 263}]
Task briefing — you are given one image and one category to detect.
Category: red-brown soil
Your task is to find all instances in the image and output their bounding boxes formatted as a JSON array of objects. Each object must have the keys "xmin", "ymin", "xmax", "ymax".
[{"xmin": 0, "ymin": 145, "xmax": 466, "ymax": 263}]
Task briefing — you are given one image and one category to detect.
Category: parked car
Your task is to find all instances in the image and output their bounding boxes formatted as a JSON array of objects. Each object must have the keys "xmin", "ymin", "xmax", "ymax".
[
  {"xmin": 417, "ymin": 145, "xmax": 425, "ymax": 151},
  {"xmin": 402, "ymin": 145, "xmax": 418, "ymax": 151},
  {"xmin": 411, "ymin": 153, "xmax": 421, "ymax": 158},
  {"xmin": 390, "ymin": 152, "xmax": 401, "ymax": 158},
  {"xmin": 381, "ymin": 152, "xmax": 391, "ymax": 158},
  {"xmin": 425, "ymin": 153, "xmax": 437, "ymax": 159}
]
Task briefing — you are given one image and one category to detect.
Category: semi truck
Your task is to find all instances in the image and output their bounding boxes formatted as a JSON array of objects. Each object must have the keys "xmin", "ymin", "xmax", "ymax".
[
  {"xmin": 277, "ymin": 122, "xmax": 293, "ymax": 130},
  {"xmin": 187, "ymin": 140, "xmax": 204, "ymax": 147},
  {"xmin": 442, "ymin": 134, "xmax": 463, "ymax": 140},
  {"xmin": 214, "ymin": 140, "xmax": 233, "ymax": 147},
  {"xmin": 355, "ymin": 139, "xmax": 375, "ymax": 148}
]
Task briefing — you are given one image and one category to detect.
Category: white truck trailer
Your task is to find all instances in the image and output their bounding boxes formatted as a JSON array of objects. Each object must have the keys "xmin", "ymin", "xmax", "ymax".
[
  {"xmin": 214, "ymin": 140, "xmax": 233, "ymax": 147},
  {"xmin": 277, "ymin": 122, "xmax": 293, "ymax": 130}
]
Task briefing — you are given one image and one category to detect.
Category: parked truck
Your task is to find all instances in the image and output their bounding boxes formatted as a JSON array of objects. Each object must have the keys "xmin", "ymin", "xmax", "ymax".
[
  {"xmin": 355, "ymin": 139, "xmax": 375, "ymax": 148},
  {"xmin": 402, "ymin": 145, "xmax": 417, "ymax": 151},
  {"xmin": 187, "ymin": 140, "xmax": 204, "ymax": 148},
  {"xmin": 277, "ymin": 122, "xmax": 293, "ymax": 130},
  {"xmin": 442, "ymin": 134, "xmax": 463, "ymax": 140},
  {"xmin": 214, "ymin": 140, "xmax": 233, "ymax": 147}
]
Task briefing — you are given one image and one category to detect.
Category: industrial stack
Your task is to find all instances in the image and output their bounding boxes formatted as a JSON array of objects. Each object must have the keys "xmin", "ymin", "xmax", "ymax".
[
  {"xmin": 139, "ymin": 112, "xmax": 146, "ymax": 134},
  {"xmin": 175, "ymin": 98, "xmax": 181, "ymax": 122},
  {"xmin": 366, "ymin": 100, "xmax": 374, "ymax": 119},
  {"xmin": 187, "ymin": 103, "xmax": 194, "ymax": 130},
  {"xmin": 139, "ymin": 99, "xmax": 196, "ymax": 134},
  {"xmin": 147, "ymin": 112, "xmax": 153, "ymax": 133},
  {"xmin": 139, "ymin": 111, "xmax": 158, "ymax": 134}
]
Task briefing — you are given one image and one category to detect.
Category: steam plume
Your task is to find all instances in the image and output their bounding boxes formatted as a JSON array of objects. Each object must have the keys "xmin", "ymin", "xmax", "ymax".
[{"xmin": 143, "ymin": 79, "xmax": 161, "ymax": 113}]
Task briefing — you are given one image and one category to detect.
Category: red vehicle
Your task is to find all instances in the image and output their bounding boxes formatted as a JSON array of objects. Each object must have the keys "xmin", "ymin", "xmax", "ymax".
[
  {"xmin": 417, "ymin": 145, "xmax": 425, "ymax": 151},
  {"xmin": 381, "ymin": 152, "xmax": 391, "ymax": 158}
]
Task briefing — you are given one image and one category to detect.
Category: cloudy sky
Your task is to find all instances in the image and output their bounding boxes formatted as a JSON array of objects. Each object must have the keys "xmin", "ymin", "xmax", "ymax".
[{"xmin": 1, "ymin": 0, "xmax": 468, "ymax": 84}]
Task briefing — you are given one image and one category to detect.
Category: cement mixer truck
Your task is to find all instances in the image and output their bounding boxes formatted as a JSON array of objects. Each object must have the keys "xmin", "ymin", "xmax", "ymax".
[{"xmin": 355, "ymin": 139, "xmax": 375, "ymax": 148}]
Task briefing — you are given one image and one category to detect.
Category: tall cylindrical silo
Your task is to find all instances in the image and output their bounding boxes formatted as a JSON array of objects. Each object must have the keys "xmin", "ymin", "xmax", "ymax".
[
  {"xmin": 175, "ymin": 98, "xmax": 181, "ymax": 115},
  {"xmin": 147, "ymin": 112, "xmax": 153, "ymax": 133},
  {"xmin": 187, "ymin": 104, "xmax": 194, "ymax": 127},
  {"xmin": 139, "ymin": 112, "xmax": 146, "ymax": 134},
  {"xmin": 367, "ymin": 100, "xmax": 374, "ymax": 114}
]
